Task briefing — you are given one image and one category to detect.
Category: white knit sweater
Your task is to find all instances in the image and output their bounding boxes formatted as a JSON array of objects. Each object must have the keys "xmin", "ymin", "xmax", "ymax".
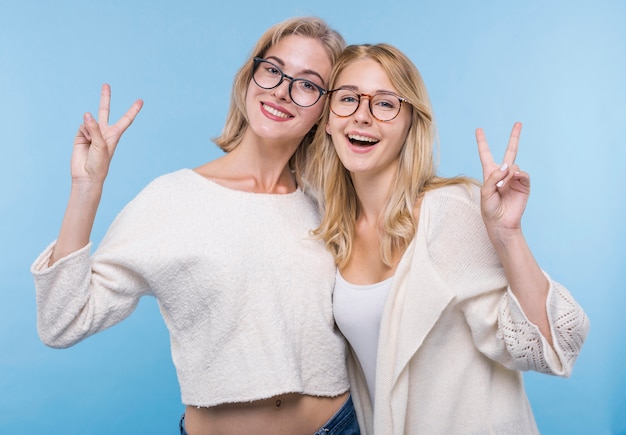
[{"xmin": 31, "ymin": 169, "xmax": 349, "ymax": 407}]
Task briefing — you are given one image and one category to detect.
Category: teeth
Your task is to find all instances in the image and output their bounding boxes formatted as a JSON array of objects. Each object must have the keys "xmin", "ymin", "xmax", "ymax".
[
  {"xmin": 348, "ymin": 134, "xmax": 379, "ymax": 143},
  {"xmin": 263, "ymin": 104, "xmax": 291, "ymax": 118}
]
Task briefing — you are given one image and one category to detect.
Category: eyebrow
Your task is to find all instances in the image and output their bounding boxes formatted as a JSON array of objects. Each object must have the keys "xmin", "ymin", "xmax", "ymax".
[
  {"xmin": 334, "ymin": 84, "xmax": 400, "ymax": 95},
  {"xmin": 264, "ymin": 55, "xmax": 326, "ymax": 86}
]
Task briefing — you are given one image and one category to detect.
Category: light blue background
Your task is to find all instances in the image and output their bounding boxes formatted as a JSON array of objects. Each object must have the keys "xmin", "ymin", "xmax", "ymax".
[{"xmin": 1, "ymin": 1, "xmax": 624, "ymax": 434}]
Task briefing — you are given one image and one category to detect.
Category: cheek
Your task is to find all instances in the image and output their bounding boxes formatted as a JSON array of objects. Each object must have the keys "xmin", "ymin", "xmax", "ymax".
[
  {"xmin": 244, "ymin": 84, "xmax": 257, "ymax": 115},
  {"xmin": 325, "ymin": 115, "xmax": 343, "ymax": 136},
  {"xmin": 307, "ymin": 105, "xmax": 325, "ymax": 126}
]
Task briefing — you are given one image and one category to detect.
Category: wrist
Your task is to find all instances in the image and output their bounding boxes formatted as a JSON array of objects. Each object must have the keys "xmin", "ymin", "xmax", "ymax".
[
  {"xmin": 70, "ymin": 178, "xmax": 104, "ymax": 197},
  {"xmin": 486, "ymin": 227, "xmax": 525, "ymax": 252}
]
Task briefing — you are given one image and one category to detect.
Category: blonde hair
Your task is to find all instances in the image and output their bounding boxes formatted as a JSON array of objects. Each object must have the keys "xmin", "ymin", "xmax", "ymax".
[
  {"xmin": 213, "ymin": 16, "xmax": 345, "ymax": 170},
  {"xmin": 302, "ymin": 44, "xmax": 475, "ymax": 267}
]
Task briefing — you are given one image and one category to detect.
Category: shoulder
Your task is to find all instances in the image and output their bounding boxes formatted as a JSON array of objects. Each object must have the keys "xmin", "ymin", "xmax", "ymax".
[
  {"xmin": 130, "ymin": 168, "xmax": 207, "ymax": 203},
  {"xmin": 418, "ymin": 182, "xmax": 493, "ymax": 257},
  {"xmin": 141, "ymin": 168, "xmax": 196, "ymax": 193},
  {"xmin": 421, "ymin": 183, "xmax": 482, "ymax": 224},
  {"xmin": 114, "ymin": 169, "xmax": 197, "ymax": 220},
  {"xmin": 415, "ymin": 183, "xmax": 505, "ymax": 295}
]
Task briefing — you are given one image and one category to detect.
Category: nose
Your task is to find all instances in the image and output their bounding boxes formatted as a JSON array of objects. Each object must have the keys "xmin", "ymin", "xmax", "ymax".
[
  {"xmin": 353, "ymin": 97, "xmax": 372, "ymax": 124},
  {"xmin": 271, "ymin": 78, "xmax": 292, "ymax": 102}
]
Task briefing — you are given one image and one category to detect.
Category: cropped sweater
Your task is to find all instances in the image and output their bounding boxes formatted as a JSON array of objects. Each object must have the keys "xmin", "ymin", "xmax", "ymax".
[
  {"xmin": 347, "ymin": 184, "xmax": 589, "ymax": 434},
  {"xmin": 31, "ymin": 169, "xmax": 349, "ymax": 407}
]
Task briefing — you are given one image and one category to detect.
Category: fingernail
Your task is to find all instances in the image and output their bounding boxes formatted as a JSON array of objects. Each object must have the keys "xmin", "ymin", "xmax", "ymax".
[
  {"xmin": 496, "ymin": 180, "xmax": 504, "ymax": 188},
  {"xmin": 85, "ymin": 112, "xmax": 93, "ymax": 121},
  {"xmin": 500, "ymin": 163, "xmax": 508, "ymax": 171}
]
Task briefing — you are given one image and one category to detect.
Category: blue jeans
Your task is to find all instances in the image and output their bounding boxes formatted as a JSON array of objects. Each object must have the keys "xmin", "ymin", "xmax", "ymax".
[{"xmin": 179, "ymin": 395, "xmax": 360, "ymax": 434}]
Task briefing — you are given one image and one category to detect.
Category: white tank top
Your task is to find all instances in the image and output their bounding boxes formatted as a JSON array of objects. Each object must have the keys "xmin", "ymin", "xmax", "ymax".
[{"xmin": 333, "ymin": 271, "xmax": 393, "ymax": 405}]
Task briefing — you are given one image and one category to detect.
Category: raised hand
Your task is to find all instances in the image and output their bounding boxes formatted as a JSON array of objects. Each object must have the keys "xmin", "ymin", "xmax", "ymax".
[
  {"xmin": 71, "ymin": 84, "xmax": 143, "ymax": 185},
  {"xmin": 475, "ymin": 122, "xmax": 530, "ymax": 237},
  {"xmin": 475, "ymin": 123, "xmax": 553, "ymax": 342},
  {"xmin": 49, "ymin": 85, "xmax": 143, "ymax": 265}
]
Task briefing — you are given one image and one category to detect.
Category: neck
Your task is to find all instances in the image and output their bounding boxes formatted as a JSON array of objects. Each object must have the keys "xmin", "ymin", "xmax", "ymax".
[
  {"xmin": 226, "ymin": 144, "xmax": 297, "ymax": 193},
  {"xmin": 350, "ymin": 169, "xmax": 396, "ymax": 225},
  {"xmin": 198, "ymin": 128, "xmax": 302, "ymax": 194}
]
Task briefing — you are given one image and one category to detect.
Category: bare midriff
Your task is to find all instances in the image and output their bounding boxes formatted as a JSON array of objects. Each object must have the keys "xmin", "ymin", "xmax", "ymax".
[{"xmin": 183, "ymin": 392, "xmax": 349, "ymax": 435}]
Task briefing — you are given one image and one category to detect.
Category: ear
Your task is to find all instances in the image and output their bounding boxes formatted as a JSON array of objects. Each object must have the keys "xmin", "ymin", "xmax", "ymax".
[{"xmin": 325, "ymin": 122, "xmax": 331, "ymax": 135}]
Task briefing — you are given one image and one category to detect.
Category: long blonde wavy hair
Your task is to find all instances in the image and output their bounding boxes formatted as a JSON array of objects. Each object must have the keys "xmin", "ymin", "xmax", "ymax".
[
  {"xmin": 213, "ymin": 17, "xmax": 345, "ymax": 170},
  {"xmin": 301, "ymin": 44, "xmax": 475, "ymax": 268}
]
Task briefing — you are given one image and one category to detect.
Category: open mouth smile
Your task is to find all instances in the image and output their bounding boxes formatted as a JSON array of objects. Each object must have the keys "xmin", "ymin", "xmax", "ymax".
[{"xmin": 348, "ymin": 133, "xmax": 380, "ymax": 147}]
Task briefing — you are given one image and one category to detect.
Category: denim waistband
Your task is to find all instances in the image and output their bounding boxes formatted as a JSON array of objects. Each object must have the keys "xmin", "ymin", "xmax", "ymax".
[
  {"xmin": 180, "ymin": 395, "xmax": 360, "ymax": 435},
  {"xmin": 313, "ymin": 395, "xmax": 360, "ymax": 435}
]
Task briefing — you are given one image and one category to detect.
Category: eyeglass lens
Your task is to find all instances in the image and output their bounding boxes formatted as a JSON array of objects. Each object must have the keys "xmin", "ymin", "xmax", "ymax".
[
  {"xmin": 330, "ymin": 89, "xmax": 403, "ymax": 122},
  {"xmin": 252, "ymin": 58, "xmax": 324, "ymax": 107}
]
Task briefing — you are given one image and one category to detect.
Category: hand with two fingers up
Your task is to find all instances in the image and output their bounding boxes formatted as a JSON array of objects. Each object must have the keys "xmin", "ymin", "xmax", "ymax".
[
  {"xmin": 476, "ymin": 122, "xmax": 530, "ymax": 241},
  {"xmin": 474, "ymin": 121, "xmax": 553, "ymax": 343},
  {"xmin": 50, "ymin": 84, "xmax": 143, "ymax": 265},
  {"xmin": 72, "ymin": 83, "xmax": 143, "ymax": 186}
]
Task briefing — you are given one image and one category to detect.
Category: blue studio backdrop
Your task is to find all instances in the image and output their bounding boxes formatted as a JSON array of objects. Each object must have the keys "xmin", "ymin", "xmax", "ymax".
[{"xmin": 1, "ymin": 1, "xmax": 624, "ymax": 434}]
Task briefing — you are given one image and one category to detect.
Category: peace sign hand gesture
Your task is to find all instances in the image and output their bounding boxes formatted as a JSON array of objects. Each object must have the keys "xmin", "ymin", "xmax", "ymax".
[
  {"xmin": 475, "ymin": 123, "xmax": 554, "ymax": 343},
  {"xmin": 50, "ymin": 84, "xmax": 143, "ymax": 265},
  {"xmin": 72, "ymin": 84, "xmax": 143, "ymax": 185},
  {"xmin": 476, "ymin": 122, "xmax": 530, "ymax": 240}
]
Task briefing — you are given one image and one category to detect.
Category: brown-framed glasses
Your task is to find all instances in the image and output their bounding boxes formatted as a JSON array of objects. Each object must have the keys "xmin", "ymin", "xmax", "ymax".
[{"xmin": 329, "ymin": 87, "xmax": 411, "ymax": 122}]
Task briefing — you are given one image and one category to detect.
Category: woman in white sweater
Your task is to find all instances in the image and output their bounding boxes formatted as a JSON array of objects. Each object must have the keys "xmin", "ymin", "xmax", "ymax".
[
  {"xmin": 302, "ymin": 43, "xmax": 589, "ymax": 434},
  {"xmin": 31, "ymin": 17, "xmax": 361, "ymax": 435}
]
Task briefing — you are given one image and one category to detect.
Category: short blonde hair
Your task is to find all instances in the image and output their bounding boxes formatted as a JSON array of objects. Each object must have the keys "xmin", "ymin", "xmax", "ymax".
[
  {"xmin": 303, "ymin": 44, "xmax": 474, "ymax": 267},
  {"xmin": 214, "ymin": 16, "xmax": 345, "ymax": 166}
]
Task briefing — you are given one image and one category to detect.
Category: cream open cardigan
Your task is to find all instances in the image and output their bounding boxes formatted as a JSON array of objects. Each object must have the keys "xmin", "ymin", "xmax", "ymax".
[{"xmin": 348, "ymin": 184, "xmax": 589, "ymax": 434}]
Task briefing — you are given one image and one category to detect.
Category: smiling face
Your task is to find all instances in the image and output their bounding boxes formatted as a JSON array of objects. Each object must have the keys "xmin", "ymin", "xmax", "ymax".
[
  {"xmin": 244, "ymin": 34, "xmax": 332, "ymax": 148},
  {"xmin": 326, "ymin": 58, "xmax": 412, "ymax": 179}
]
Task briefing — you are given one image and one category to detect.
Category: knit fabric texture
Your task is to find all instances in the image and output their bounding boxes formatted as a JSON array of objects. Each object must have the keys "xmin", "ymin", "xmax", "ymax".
[
  {"xmin": 348, "ymin": 183, "xmax": 589, "ymax": 435},
  {"xmin": 32, "ymin": 169, "xmax": 349, "ymax": 407}
]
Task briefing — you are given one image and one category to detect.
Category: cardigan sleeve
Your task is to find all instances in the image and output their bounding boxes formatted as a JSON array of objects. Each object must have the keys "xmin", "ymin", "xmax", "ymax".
[
  {"xmin": 426, "ymin": 184, "xmax": 589, "ymax": 376},
  {"xmin": 499, "ymin": 279, "xmax": 589, "ymax": 376}
]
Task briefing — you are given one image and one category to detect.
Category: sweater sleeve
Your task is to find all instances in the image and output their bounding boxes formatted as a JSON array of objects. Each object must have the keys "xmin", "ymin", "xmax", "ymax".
[
  {"xmin": 426, "ymin": 185, "xmax": 589, "ymax": 376},
  {"xmin": 31, "ymin": 188, "xmax": 155, "ymax": 349}
]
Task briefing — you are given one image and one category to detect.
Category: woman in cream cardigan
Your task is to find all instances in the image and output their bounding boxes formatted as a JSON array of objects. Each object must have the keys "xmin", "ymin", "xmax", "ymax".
[{"xmin": 302, "ymin": 43, "xmax": 589, "ymax": 434}]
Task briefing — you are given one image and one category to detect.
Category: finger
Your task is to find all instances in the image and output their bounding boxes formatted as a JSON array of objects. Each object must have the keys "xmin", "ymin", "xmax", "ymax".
[
  {"xmin": 476, "ymin": 127, "xmax": 495, "ymax": 179},
  {"xmin": 494, "ymin": 164, "xmax": 530, "ymax": 190},
  {"xmin": 502, "ymin": 122, "xmax": 522, "ymax": 165},
  {"xmin": 511, "ymin": 167, "xmax": 531, "ymax": 189},
  {"xmin": 114, "ymin": 99, "xmax": 144, "ymax": 133},
  {"xmin": 98, "ymin": 83, "xmax": 111, "ymax": 126},
  {"xmin": 494, "ymin": 162, "xmax": 511, "ymax": 189},
  {"xmin": 83, "ymin": 112, "xmax": 107, "ymax": 152},
  {"xmin": 77, "ymin": 124, "xmax": 91, "ymax": 143}
]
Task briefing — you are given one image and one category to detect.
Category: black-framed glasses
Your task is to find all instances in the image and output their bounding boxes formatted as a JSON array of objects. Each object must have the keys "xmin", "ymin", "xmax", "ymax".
[
  {"xmin": 252, "ymin": 57, "xmax": 327, "ymax": 108},
  {"xmin": 329, "ymin": 88, "xmax": 411, "ymax": 122}
]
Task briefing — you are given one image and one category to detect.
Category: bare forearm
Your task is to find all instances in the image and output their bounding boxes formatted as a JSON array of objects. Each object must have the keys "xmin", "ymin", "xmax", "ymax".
[
  {"xmin": 490, "ymin": 229, "xmax": 553, "ymax": 346},
  {"xmin": 49, "ymin": 181, "xmax": 104, "ymax": 266},
  {"xmin": 48, "ymin": 85, "xmax": 142, "ymax": 266}
]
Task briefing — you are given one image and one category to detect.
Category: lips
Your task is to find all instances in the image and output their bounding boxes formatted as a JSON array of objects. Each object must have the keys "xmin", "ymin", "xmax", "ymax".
[
  {"xmin": 347, "ymin": 133, "xmax": 380, "ymax": 147},
  {"xmin": 261, "ymin": 103, "xmax": 293, "ymax": 120}
]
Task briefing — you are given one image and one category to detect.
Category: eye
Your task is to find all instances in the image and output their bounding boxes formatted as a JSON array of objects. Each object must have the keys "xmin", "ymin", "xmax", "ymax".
[
  {"xmin": 373, "ymin": 94, "xmax": 399, "ymax": 111},
  {"xmin": 335, "ymin": 91, "xmax": 358, "ymax": 104},
  {"xmin": 295, "ymin": 79, "xmax": 319, "ymax": 94},
  {"xmin": 266, "ymin": 65, "xmax": 281, "ymax": 76}
]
